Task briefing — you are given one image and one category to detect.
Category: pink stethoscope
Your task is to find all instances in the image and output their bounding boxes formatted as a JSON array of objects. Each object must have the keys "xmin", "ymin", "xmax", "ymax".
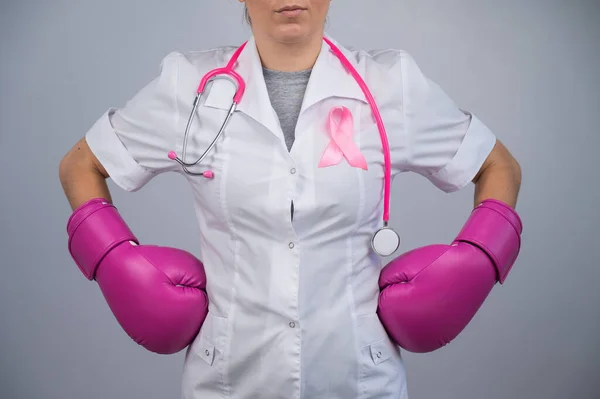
[{"xmin": 168, "ymin": 38, "xmax": 399, "ymax": 257}]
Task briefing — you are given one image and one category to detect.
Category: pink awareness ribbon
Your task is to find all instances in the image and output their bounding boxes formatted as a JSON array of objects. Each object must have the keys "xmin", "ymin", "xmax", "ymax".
[{"xmin": 318, "ymin": 106, "xmax": 368, "ymax": 170}]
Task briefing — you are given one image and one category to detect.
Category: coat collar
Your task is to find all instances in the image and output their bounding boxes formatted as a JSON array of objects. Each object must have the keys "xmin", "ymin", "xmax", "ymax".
[{"xmin": 203, "ymin": 34, "xmax": 368, "ymax": 140}]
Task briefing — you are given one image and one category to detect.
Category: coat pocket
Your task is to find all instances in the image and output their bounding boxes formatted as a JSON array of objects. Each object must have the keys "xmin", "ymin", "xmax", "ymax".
[
  {"xmin": 192, "ymin": 312, "xmax": 228, "ymax": 364},
  {"xmin": 356, "ymin": 313, "xmax": 407, "ymax": 398},
  {"xmin": 181, "ymin": 313, "xmax": 229, "ymax": 397}
]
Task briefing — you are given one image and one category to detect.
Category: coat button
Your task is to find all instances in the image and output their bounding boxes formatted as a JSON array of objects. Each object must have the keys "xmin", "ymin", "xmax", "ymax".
[
  {"xmin": 290, "ymin": 168, "xmax": 296, "ymax": 174},
  {"xmin": 205, "ymin": 350, "xmax": 211, "ymax": 356},
  {"xmin": 289, "ymin": 322, "xmax": 296, "ymax": 328},
  {"xmin": 288, "ymin": 242, "xmax": 295, "ymax": 249}
]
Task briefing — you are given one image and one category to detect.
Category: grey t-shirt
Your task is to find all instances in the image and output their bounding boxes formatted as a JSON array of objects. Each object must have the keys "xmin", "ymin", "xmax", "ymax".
[
  {"xmin": 263, "ymin": 67, "xmax": 312, "ymax": 151},
  {"xmin": 263, "ymin": 67, "xmax": 312, "ymax": 220}
]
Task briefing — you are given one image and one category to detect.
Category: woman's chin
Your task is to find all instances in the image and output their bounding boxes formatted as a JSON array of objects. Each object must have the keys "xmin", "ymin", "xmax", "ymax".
[{"xmin": 270, "ymin": 25, "xmax": 316, "ymax": 44}]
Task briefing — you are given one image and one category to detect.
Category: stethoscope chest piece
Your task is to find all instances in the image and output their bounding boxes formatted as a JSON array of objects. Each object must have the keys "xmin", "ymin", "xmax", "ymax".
[{"xmin": 371, "ymin": 226, "xmax": 400, "ymax": 257}]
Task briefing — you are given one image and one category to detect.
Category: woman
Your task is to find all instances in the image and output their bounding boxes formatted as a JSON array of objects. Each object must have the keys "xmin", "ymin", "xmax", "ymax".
[{"xmin": 59, "ymin": 1, "xmax": 523, "ymax": 398}]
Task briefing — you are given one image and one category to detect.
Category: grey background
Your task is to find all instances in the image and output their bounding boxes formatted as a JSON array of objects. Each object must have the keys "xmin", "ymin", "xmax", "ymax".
[{"xmin": 1, "ymin": 0, "xmax": 599, "ymax": 398}]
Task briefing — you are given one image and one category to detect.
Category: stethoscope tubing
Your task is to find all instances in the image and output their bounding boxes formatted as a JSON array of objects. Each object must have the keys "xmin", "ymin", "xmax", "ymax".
[{"xmin": 168, "ymin": 38, "xmax": 400, "ymax": 256}]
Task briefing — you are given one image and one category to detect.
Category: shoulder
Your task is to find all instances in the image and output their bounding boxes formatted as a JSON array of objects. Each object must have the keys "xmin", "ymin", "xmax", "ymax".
[
  {"xmin": 149, "ymin": 45, "xmax": 240, "ymax": 97},
  {"xmin": 154, "ymin": 45, "xmax": 239, "ymax": 80},
  {"xmin": 342, "ymin": 44, "xmax": 423, "ymax": 77},
  {"xmin": 341, "ymin": 44, "xmax": 431, "ymax": 104}
]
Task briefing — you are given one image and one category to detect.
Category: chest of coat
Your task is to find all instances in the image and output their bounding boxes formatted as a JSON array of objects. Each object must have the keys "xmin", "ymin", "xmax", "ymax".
[{"xmin": 182, "ymin": 98, "xmax": 401, "ymax": 239}]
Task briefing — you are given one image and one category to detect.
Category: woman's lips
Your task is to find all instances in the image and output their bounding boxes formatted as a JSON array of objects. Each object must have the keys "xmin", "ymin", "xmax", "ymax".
[{"xmin": 277, "ymin": 7, "xmax": 306, "ymax": 17}]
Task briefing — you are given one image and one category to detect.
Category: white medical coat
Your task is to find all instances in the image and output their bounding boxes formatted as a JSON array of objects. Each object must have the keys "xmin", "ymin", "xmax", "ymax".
[{"xmin": 85, "ymin": 34, "xmax": 496, "ymax": 399}]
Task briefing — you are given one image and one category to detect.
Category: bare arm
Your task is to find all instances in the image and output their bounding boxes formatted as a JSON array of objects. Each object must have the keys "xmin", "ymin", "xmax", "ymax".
[
  {"xmin": 472, "ymin": 139, "xmax": 522, "ymax": 208},
  {"xmin": 59, "ymin": 137, "xmax": 112, "ymax": 210}
]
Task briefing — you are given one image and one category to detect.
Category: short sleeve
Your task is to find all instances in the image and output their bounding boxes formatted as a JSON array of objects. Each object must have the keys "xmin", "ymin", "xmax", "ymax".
[
  {"xmin": 397, "ymin": 52, "xmax": 497, "ymax": 192},
  {"xmin": 85, "ymin": 52, "xmax": 183, "ymax": 192}
]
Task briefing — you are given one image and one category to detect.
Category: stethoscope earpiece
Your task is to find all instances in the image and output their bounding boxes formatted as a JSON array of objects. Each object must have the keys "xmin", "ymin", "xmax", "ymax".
[{"xmin": 167, "ymin": 151, "xmax": 214, "ymax": 179}]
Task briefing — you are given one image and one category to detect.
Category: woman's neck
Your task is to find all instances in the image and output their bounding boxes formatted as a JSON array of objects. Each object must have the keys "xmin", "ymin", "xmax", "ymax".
[{"xmin": 253, "ymin": 32, "xmax": 323, "ymax": 72}]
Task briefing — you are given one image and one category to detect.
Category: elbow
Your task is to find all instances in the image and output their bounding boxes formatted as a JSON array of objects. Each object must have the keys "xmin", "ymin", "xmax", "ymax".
[
  {"xmin": 509, "ymin": 155, "xmax": 522, "ymax": 190},
  {"xmin": 58, "ymin": 141, "xmax": 89, "ymax": 188},
  {"xmin": 58, "ymin": 151, "xmax": 74, "ymax": 187},
  {"xmin": 58, "ymin": 137, "xmax": 108, "ymax": 185}
]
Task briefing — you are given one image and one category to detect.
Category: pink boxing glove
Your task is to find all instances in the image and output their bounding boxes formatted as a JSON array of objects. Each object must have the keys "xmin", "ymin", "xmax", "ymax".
[
  {"xmin": 67, "ymin": 198, "xmax": 209, "ymax": 354},
  {"xmin": 377, "ymin": 199, "xmax": 522, "ymax": 353}
]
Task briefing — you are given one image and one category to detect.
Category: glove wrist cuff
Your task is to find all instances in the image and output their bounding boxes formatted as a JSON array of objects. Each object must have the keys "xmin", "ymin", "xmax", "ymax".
[
  {"xmin": 455, "ymin": 199, "xmax": 523, "ymax": 284},
  {"xmin": 67, "ymin": 198, "xmax": 138, "ymax": 280}
]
